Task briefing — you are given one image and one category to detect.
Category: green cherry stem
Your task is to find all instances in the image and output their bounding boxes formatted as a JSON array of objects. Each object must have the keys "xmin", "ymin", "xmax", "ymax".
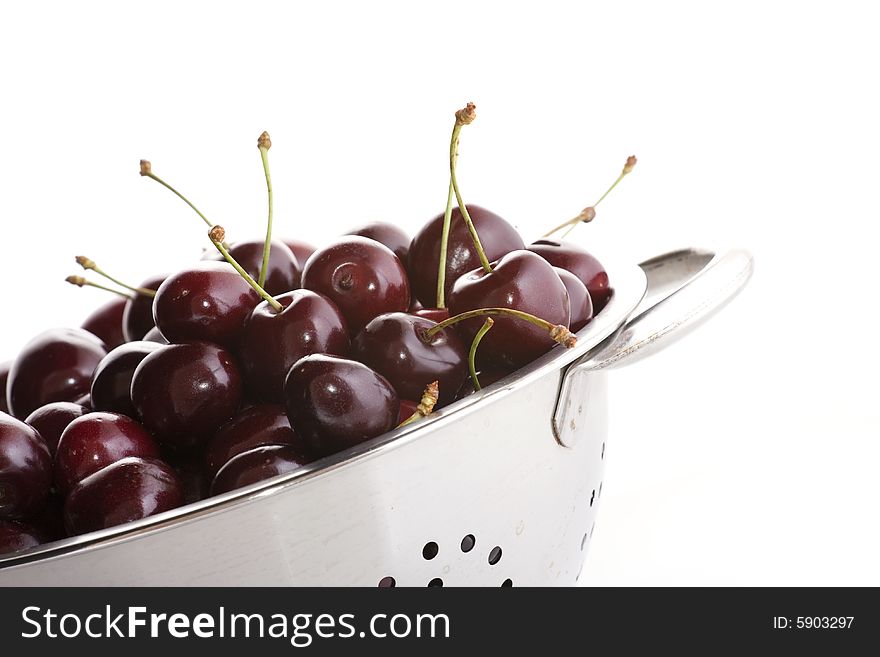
[
  {"xmin": 397, "ymin": 381, "xmax": 440, "ymax": 428},
  {"xmin": 468, "ymin": 317, "xmax": 494, "ymax": 391},
  {"xmin": 542, "ymin": 155, "xmax": 638, "ymax": 239},
  {"xmin": 435, "ymin": 178, "xmax": 455, "ymax": 308},
  {"xmin": 423, "ymin": 307, "xmax": 576, "ymax": 348},
  {"xmin": 65, "ymin": 276, "xmax": 133, "ymax": 300},
  {"xmin": 74, "ymin": 256, "xmax": 157, "ymax": 297},
  {"xmin": 209, "ymin": 225, "xmax": 283, "ymax": 313},
  {"xmin": 139, "ymin": 159, "xmax": 230, "ymax": 249},
  {"xmin": 257, "ymin": 131, "xmax": 274, "ymax": 289},
  {"xmin": 448, "ymin": 103, "xmax": 493, "ymax": 275}
]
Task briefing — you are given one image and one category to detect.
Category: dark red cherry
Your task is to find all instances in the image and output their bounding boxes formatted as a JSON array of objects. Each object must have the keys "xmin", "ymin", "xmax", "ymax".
[
  {"xmin": 161, "ymin": 448, "xmax": 210, "ymax": 506},
  {"xmin": 449, "ymin": 250, "xmax": 571, "ymax": 369},
  {"xmin": 122, "ymin": 275, "xmax": 166, "ymax": 342},
  {"xmin": 282, "ymin": 239, "xmax": 317, "ymax": 268},
  {"xmin": 26, "ymin": 492, "xmax": 66, "ymax": 542},
  {"xmin": 63, "ymin": 457, "xmax": 183, "ymax": 536},
  {"xmin": 398, "ymin": 399, "xmax": 418, "ymax": 424},
  {"xmin": 142, "ymin": 327, "xmax": 169, "ymax": 344},
  {"xmin": 301, "ymin": 236, "xmax": 411, "ymax": 335},
  {"xmin": 408, "ymin": 205, "xmax": 525, "ymax": 306},
  {"xmin": 0, "ymin": 413, "xmax": 52, "ymax": 519},
  {"xmin": 6, "ymin": 328, "xmax": 107, "ymax": 419},
  {"xmin": 345, "ymin": 221, "xmax": 410, "ymax": 264},
  {"xmin": 455, "ymin": 366, "xmax": 513, "ymax": 400},
  {"xmin": 81, "ymin": 298, "xmax": 127, "ymax": 350},
  {"xmin": 413, "ymin": 307, "xmax": 450, "ymax": 323},
  {"xmin": 153, "ymin": 262, "xmax": 261, "ymax": 348},
  {"xmin": 0, "ymin": 520, "xmax": 42, "ymax": 556},
  {"xmin": 131, "ymin": 342, "xmax": 243, "ymax": 450},
  {"xmin": 0, "ymin": 362, "xmax": 9, "ymax": 415},
  {"xmin": 555, "ymin": 267, "xmax": 593, "ymax": 332},
  {"xmin": 211, "ymin": 444, "xmax": 315, "ymax": 496},
  {"xmin": 205, "ymin": 404, "xmax": 306, "ymax": 479},
  {"xmin": 90, "ymin": 341, "xmax": 164, "ymax": 418},
  {"xmin": 73, "ymin": 394, "xmax": 92, "ymax": 410},
  {"xmin": 528, "ymin": 239, "xmax": 611, "ymax": 312},
  {"xmin": 239, "ymin": 290, "xmax": 350, "ymax": 403},
  {"xmin": 54, "ymin": 412, "xmax": 160, "ymax": 496},
  {"xmin": 24, "ymin": 402, "xmax": 89, "ymax": 456},
  {"xmin": 227, "ymin": 239, "xmax": 301, "ymax": 295},
  {"xmin": 284, "ymin": 354, "xmax": 398, "ymax": 456},
  {"xmin": 352, "ymin": 312, "xmax": 466, "ymax": 407}
]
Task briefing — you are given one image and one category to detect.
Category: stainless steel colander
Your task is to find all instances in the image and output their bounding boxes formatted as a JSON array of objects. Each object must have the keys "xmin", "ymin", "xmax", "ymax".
[{"xmin": 0, "ymin": 247, "xmax": 753, "ymax": 586}]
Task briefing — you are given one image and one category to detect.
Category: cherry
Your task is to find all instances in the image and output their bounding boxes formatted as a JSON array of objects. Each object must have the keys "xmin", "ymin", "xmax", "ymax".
[
  {"xmin": 122, "ymin": 275, "xmax": 167, "ymax": 341},
  {"xmin": 63, "ymin": 456, "xmax": 183, "ymax": 536},
  {"xmin": 398, "ymin": 399, "xmax": 418, "ymax": 424},
  {"xmin": 413, "ymin": 307, "xmax": 450, "ymax": 323},
  {"xmin": 162, "ymin": 449, "xmax": 210, "ymax": 506},
  {"xmin": 24, "ymin": 402, "xmax": 89, "ymax": 456},
  {"xmin": 0, "ymin": 413, "xmax": 52, "ymax": 519},
  {"xmin": 226, "ymin": 239, "xmax": 301, "ymax": 295},
  {"xmin": 143, "ymin": 327, "xmax": 169, "ymax": 344},
  {"xmin": 408, "ymin": 205, "xmax": 524, "ymax": 307},
  {"xmin": 6, "ymin": 328, "xmax": 107, "ymax": 419},
  {"xmin": 239, "ymin": 290, "xmax": 350, "ymax": 403},
  {"xmin": 0, "ymin": 520, "xmax": 42, "ymax": 556},
  {"xmin": 81, "ymin": 298, "xmax": 127, "ymax": 350},
  {"xmin": 73, "ymin": 394, "xmax": 93, "ymax": 410},
  {"xmin": 455, "ymin": 366, "xmax": 511, "ymax": 400},
  {"xmin": 0, "ymin": 362, "xmax": 9, "ymax": 415},
  {"xmin": 528, "ymin": 239, "xmax": 611, "ymax": 312},
  {"xmin": 282, "ymin": 239, "xmax": 317, "ymax": 267},
  {"xmin": 211, "ymin": 444, "xmax": 315, "ymax": 496},
  {"xmin": 448, "ymin": 250, "xmax": 571, "ymax": 369},
  {"xmin": 205, "ymin": 404, "xmax": 306, "ymax": 479},
  {"xmin": 131, "ymin": 342, "xmax": 243, "ymax": 450},
  {"xmin": 345, "ymin": 221, "xmax": 410, "ymax": 264},
  {"xmin": 152, "ymin": 262, "xmax": 260, "ymax": 348},
  {"xmin": 352, "ymin": 312, "xmax": 466, "ymax": 407},
  {"xmin": 301, "ymin": 236, "xmax": 411, "ymax": 335},
  {"xmin": 90, "ymin": 341, "xmax": 164, "ymax": 417},
  {"xmin": 284, "ymin": 354, "xmax": 399, "ymax": 456},
  {"xmin": 27, "ymin": 493, "xmax": 66, "ymax": 542},
  {"xmin": 555, "ymin": 267, "xmax": 594, "ymax": 332},
  {"xmin": 54, "ymin": 412, "xmax": 160, "ymax": 496}
]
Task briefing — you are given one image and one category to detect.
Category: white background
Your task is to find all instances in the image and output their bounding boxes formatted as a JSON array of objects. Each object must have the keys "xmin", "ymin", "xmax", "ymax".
[{"xmin": 1, "ymin": 1, "xmax": 877, "ymax": 585}]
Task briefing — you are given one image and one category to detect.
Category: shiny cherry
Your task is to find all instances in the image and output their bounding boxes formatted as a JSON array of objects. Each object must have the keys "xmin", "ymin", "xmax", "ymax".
[
  {"xmin": 227, "ymin": 239, "xmax": 301, "ymax": 295},
  {"xmin": 0, "ymin": 413, "xmax": 52, "ymax": 519},
  {"xmin": 449, "ymin": 250, "xmax": 571, "ymax": 369},
  {"xmin": 528, "ymin": 239, "xmax": 611, "ymax": 312},
  {"xmin": 161, "ymin": 448, "xmax": 210, "ymax": 506},
  {"xmin": 142, "ymin": 327, "xmax": 169, "ymax": 344},
  {"xmin": 239, "ymin": 290, "xmax": 350, "ymax": 403},
  {"xmin": 122, "ymin": 274, "xmax": 166, "ymax": 341},
  {"xmin": 205, "ymin": 404, "xmax": 306, "ymax": 479},
  {"xmin": 301, "ymin": 236, "xmax": 411, "ymax": 335},
  {"xmin": 63, "ymin": 457, "xmax": 183, "ymax": 535},
  {"xmin": 0, "ymin": 362, "xmax": 9, "ymax": 415},
  {"xmin": 284, "ymin": 354, "xmax": 398, "ymax": 456},
  {"xmin": 6, "ymin": 328, "xmax": 107, "ymax": 419},
  {"xmin": 54, "ymin": 412, "xmax": 160, "ymax": 496},
  {"xmin": 555, "ymin": 267, "xmax": 593, "ymax": 332},
  {"xmin": 153, "ymin": 262, "xmax": 260, "ymax": 348},
  {"xmin": 408, "ymin": 205, "xmax": 524, "ymax": 306},
  {"xmin": 345, "ymin": 221, "xmax": 410, "ymax": 264},
  {"xmin": 352, "ymin": 312, "xmax": 466, "ymax": 407},
  {"xmin": 282, "ymin": 239, "xmax": 317, "ymax": 267},
  {"xmin": 24, "ymin": 402, "xmax": 89, "ymax": 456},
  {"xmin": 413, "ymin": 307, "xmax": 451, "ymax": 323},
  {"xmin": 211, "ymin": 444, "xmax": 315, "ymax": 496},
  {"xmin": 131, "ymin": 342, "xmax": 243, "ymax": 450},
  {"xmin": 90, "ymin": 341, "xmax": 164, "ymax": 417},
  {"xmin": 27, "ymin": 493, "xmax": 66, "ymax": 542},
  {"xmin": 81, "ymin": 298, "xmax": 127, "ymax": 350},
  {"xmin": 0, "ymin": 520, "xmax": 43, "ymax": 556}
]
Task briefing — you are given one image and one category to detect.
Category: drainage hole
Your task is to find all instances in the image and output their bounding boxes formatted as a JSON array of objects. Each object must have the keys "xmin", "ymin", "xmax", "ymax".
[
  {"xmin": 428, "ymin": 578, "xmax": 444, "ymax": 587},
  {"xmin": 501, "ymin": 578, "xmax": 513, "ymax": 587},
  {"xmin": 460, "ymin": 534, "xmax": 476, "ymax": 553},
  {"xmin": 378, "ymin": 576, "xmax": 396, "ymax": 588},
  {"xmin": 422, "ymin": 541, "xmax": 439, "ymax": 560},
  {"xmin": 488, "ymin": 546, "xmax": 502, "ymax": 565}
]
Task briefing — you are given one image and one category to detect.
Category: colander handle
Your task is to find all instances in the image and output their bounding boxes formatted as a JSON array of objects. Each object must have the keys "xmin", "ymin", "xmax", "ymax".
[{"xmin": 552, "ymin": 248, "xmax": 753, "ymax": 446}]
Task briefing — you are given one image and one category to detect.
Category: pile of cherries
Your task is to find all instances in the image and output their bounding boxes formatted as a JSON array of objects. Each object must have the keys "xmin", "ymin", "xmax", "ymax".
[{"xmin": 0, "ymin": 104, "xmax": 634, "ymax": 556}]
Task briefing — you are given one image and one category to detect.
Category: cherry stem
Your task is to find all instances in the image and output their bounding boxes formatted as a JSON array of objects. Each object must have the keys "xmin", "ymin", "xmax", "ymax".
[
  {"xmin": 139, "ymin": 160, "xmax": 230, "ymax": 249},
  {"xmin": 542, "ymin": 155, "xmax": 638, "ymax": 239},
  {"xmin": 448, "ymin": 103, "xmax": 493, "ymax": 275},
  {"xmin": 397, "ymin": 381, "xmax": 440, "ymax": 428},
  {"xmin": 75, "ymin": 256, "xmax": 156, "ymax": 298},
  {"xmin": 423, "ymin": 307, "xmax": 576, "ymax": 348},
  {"xmin": 468, "ymin": 317, "xmax": 494, "ymax": 391},
  {"xmin": 65, "ymin": 276, "xmax": 133, "ymax": 300},
  {"xmin": 209, "ymin": 226, "xmax": 283, "ymax": 313},
  {"xmin": 435, "ymin": 178, "xmax": 455, "ymax": 308},
  {"xmin": 257, "ymin": 131, "xmax": 273, "ymax": 289}
]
